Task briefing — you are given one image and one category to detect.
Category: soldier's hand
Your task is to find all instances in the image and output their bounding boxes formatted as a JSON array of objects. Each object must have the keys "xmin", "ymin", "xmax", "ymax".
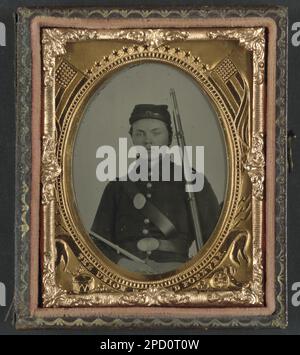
[{"xmin": 117, "ymin": 258, "xmax": 155, "ymax": 274}]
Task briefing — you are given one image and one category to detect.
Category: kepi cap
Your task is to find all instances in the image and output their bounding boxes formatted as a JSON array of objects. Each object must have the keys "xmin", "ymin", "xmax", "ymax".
[{"xmin": 129, "ymin": 104, "xmax": 171, "ymax": 125}]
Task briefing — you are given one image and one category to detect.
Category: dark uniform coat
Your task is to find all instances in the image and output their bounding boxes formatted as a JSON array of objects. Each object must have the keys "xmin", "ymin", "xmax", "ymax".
[{"xmin": 91, "ymin": 159, "xmax": 221, "ymax": 265}]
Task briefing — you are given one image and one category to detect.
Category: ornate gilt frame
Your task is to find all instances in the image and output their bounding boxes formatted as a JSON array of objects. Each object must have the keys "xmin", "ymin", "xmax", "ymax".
[{"xmin": 15, "ymin": 7, "xmax": 287, "ymax": 329}]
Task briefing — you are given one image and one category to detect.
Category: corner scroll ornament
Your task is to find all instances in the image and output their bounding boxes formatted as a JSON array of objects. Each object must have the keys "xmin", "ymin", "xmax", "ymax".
[
  {"xmin": 206, "ymin": 250, "xmax": 264, "ymax": 305},
  {"xmin": 42, "ymin": 28, "xmax": 189, "ymax": 86},
  {"xmin": 244, "ymin": 132, "xmax": 265, "ymax": 200},
  {"xmin": 42, "ymin": 29, "xmax": 103, "ymax": 87},
  {"xmin": 208, "ymin": 28, "xmax": 265, "ymax": 84},
  {"xmin": 43, "ymin": 252, "xmax": 68, "ymax": 307},
  {"xmin": 41, "ymin": 135, "xmax": 61, "ymax": 205},
  {"xmin": 207, "ymin": 286, "xmax": 260, "ymax": 305}
]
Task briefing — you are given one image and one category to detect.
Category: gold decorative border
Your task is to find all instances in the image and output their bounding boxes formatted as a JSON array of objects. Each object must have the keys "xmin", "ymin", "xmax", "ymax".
[{"xmin": 39, "ymin": 26, "xmax": 266, "ymax": 308}]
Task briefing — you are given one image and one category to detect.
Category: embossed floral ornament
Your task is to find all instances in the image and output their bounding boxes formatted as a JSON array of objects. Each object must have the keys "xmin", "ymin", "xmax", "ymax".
[
  {"xmin": 244, "ymin": 132, "xmax": 265, "ymax": 200},
  {"xmin": 117, "ymin": 29, "xmax": 189, "ymax": 49},
  {"xmin": 120, "ymin": 287, "xmax": 190, "ymax": 306},
  {"xmin": 207, "ymin": 286, "xmax": 259, "ymax": 305},
  {"xmin": 41, "ymin": 136, "xmax": 61, "ymax": 205}
]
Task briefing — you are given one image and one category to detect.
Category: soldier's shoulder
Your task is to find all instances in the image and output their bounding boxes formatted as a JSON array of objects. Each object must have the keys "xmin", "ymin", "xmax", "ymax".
[{"xmin": 102, "ymin": 179, "xmax": 125, "ymax": 194}]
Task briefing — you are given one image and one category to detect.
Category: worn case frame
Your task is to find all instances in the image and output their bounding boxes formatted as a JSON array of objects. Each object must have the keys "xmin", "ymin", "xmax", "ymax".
[{"xmin": 15, "ymin": 6, "xmax": 287, "ymax": 329}]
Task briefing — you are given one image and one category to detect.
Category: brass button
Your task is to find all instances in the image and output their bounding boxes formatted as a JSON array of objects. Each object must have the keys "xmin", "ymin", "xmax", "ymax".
[
  {"xmin": 142, "ymin": 229, "xmax": 149, "ymax": 235},
  {"xmin": 146, "ymin": 193, "xmax": 151, "ymax": 198},
  {"xmin": 146, "ymin": 182, "xmax": 152, "ymax": 189},
  {"xmin": 133, "ymin": 193, "xmax": 146, "ymax": 209},
  {"xmin": 144, "ymin": 218, "xmax": 150, "ymax": 224}
]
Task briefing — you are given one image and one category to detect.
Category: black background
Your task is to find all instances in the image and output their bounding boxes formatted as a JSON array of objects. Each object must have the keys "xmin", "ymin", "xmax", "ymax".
[{"xmin": 0, "ymin": 0, "xmax": 299, "ymax": 335}]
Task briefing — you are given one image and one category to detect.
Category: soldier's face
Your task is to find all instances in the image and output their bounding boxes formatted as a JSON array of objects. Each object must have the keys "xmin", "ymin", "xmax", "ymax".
[{"xmin": 131, "ymin": 119, "xmax": 169, "ymax": 153}]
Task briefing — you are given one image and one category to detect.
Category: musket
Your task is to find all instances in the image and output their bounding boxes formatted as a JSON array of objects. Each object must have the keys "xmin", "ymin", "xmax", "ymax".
[{"xmin": 170, "ymin": 88, "xmax": 204, "ymax": 250}]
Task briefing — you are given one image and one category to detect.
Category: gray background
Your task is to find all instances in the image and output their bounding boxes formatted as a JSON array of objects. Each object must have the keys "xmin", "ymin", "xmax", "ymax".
[
  {"xmin": 73, "ymin": 62, "xmax": 226, "ymax": 231},
  {"xmin": 0, "ymin": 0, "xmax": 299, "ymax": 336}
]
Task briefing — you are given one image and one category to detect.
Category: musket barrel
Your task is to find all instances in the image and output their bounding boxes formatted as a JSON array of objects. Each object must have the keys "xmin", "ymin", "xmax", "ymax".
[{"xmin": 170, "ymin": 89, "xmax": 204, "ymax": 250}]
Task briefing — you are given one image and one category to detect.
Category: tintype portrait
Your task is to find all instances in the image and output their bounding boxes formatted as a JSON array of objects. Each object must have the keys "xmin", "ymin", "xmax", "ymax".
[
  {"xmin": 14, "ymin": 6, "xmax": 288, "ymax": 329},
  {"xmin": 73, "ymin": 63, "xmax": 226, "ymax": 275}
]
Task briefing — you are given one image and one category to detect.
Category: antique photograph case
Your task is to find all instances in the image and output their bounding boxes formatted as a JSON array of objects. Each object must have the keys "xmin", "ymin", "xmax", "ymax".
[{"xmin": 15, "ymin": 7, "xmax": 287, "ymax": 329}]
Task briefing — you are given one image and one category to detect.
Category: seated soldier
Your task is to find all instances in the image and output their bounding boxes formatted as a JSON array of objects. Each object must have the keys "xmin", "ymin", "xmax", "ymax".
[{"xmin": 90, "ymin": 104, "xmax": 220, "ymax": 274}]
